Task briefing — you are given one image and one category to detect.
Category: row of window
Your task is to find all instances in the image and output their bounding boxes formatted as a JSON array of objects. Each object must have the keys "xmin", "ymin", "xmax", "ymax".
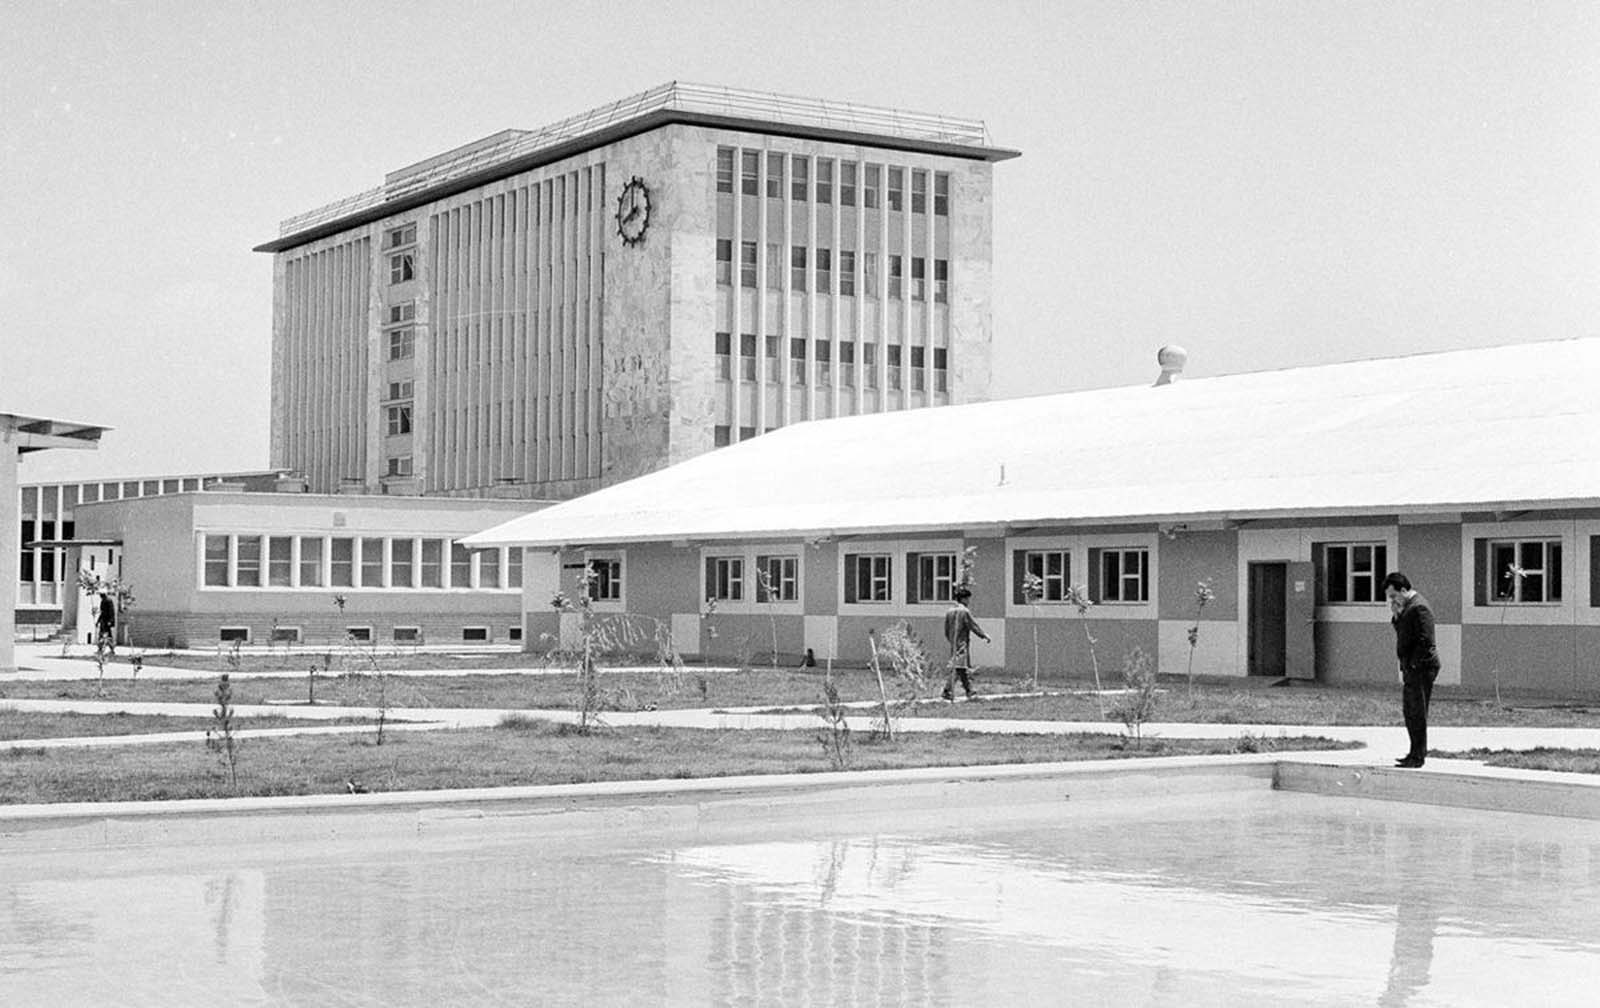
[
  {"xmin": 200, "ymin": 534, "xmax": 519, "ymax": 590},
  {"xmin": 712, "ymin": 334, "xmax": 948, "ymax": 391},
  {"xmin": 218, "ymin": 624, "xmax": 521, "ymax": 645},
  {"xmin": 715, "ymin": 242, "xmax": 949, "ymax": 301},
  {"xmin": 715, "ymin": 150, "xmax": 951, "ymax": 216}
]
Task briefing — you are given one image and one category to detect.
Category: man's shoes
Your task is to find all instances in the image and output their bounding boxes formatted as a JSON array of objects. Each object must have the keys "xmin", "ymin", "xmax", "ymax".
[
  {"xmin": 1394, "ymin": 757, "xmax": 1424, "ymax": 768},
  {"xmin": 940, "ymin": 692, "xmax": 954, "ymax": 702}
]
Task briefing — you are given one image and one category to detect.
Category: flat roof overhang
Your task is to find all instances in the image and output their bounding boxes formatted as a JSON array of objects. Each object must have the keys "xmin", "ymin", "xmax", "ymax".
[
  {"xmin": 2, "ymin": 413, "xmax": 109, "ymax": 453},
  {"xmin": 255, "ymin": 109, "xmax": 1021, "ymax": 254}
]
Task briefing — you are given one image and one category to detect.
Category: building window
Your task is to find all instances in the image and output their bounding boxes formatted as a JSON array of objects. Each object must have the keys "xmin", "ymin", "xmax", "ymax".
[
  {"xmin": 911, "ymin": 257, "xmax": 926, "ymax": 301},
  {"xmin": 844, "ymin": 553, "xmax": 892, "ymax": 603},
  {"xmin": 738, "ymin": 240, "xmax": 757, "ymax": 288},
  {"xmin": 933, "ymin": 347, "xmax": 948, "ymax": 392},
  {"xmin": 271, "ymin": 625, "xmax": 301, "ymax": 644},
  {"xmin": 715, "ymin": 332, "xmax": 732, "ymax": 380},
  {"xmin": 267, "ymin": 536, "xmax": 293, "ymax": 587},
  {"xmin": 739, "ymin": 333, "xmax": 757, "ymax": 380},
  {"xmin": 791, "ymin": 156, "xmax": 809, "ymax": 202},
  {"xmin": 887, "ymin": 345, "xmax": 903, "ymax": 390},
  {"xmin": 420, "ymin": 539, "xmax": 442, "ymax": 588},
  {"xmin": 386, "ymin": 404, "xmax": 413, "ymax": 436},
  {"xmin": 1486, "ymin": 539, "xmax": 1563, "ymax": 604},
  {"xmin": 765, "ymin": 242, "xmax": 782, "ymax": 289},
  {"xmin": 587, "ymin": 557, "xmax": 622, "ymax": 601},
  {"xmin": 887, "ymin": 167, "xmax": 904, "ymax": 211},
  {"xmin": 346, "ymin": 626, "xmax": 373, "ymax": 643},
  {"xmin": 839, "ymin": 342, "xmax": 856, "ymax": 387},
  {"xmin": 386, "ymin": 223, "xmax": 416, "ymax": 249},
  {"xmin": 934, "ymin": 172, "xmax": 950, "ymax": 216},
  {"xmin": 864, "ymin": 164, "xmax": 881, "ymax": 209},
  {"xmin": 741, "ymin": 151, "xmax": 759, "ymax": 195},
  {"xmin": 714, "ymin": 425, "xmax": 731, "ymax": 447},
  {"xmin": 817, "ymin": 159, "xmax": 833, "ymax": 203},
  {"xmin": 841, "ymin": 161, "xmax": 858, "ymax": 206},
  {"xmin": 331, "ymin": 537, "xmax": 354, "ymax": 587},
  {"xmin": 1093, "ymin": 547, "xmax": 1150, "ymax": 603},
  {"xmin": 756, "ymin": 554, "xmax": 800, "ymax": 602},
  {"xmin": 462, "ymin": 626, "xmax": 490, "ymax": 642},
  {"xmin": 1016, "ymin": 549, "xmax": 1070, "ymax": 603},
  {"xmin": 235, "ymin": 535, "xmax": 262, "ymax": 587},
  {"xmin": 816, "ymin": 248, "xmax": 832, "ymax": 294},
  {"xmin": 507, "ymin": 548, "xmax": 522, "ymax": 589},
  {"xmin": 386, "ymin": 455, "xmax": 413, "ymax": 477},
  {"xmin": 839, "ymin": 250, "xmax": 856, "ymax": 296},
  {"xmin": 508, "ymin": 626, "xmax": 523, "ymax": 642},
  {"xmin": 888, "ymin": 255, "xmax": 903, "ymax": 299},
  {"xmin": 219, "ymin": 627, "xmax": 251, "ymax": 644},
  {"xmin": 863, "ymin": 344, "xmax": 878, "ymax": 389},
  {"xmin": 390, "ymin": 538, "xmax": 414, "ymax": 588},
  {"xmin": 479, "ymin": 549, "xmax": 500, "ymax": 588},
  {"xmin": 864, "ymin": 252, "xmax": 879, "ymax": 298},
  {"xmin": 716, "ymin": 147, "xmax": 735, "ymax": 193},
  {"xmin": 791, "ymin": 245, "xmax": 807, "ymax": 292},
  {"xmin": 389, "ymin": 252, "xmax": 415, "ymax": 285},
  {"xmin": 716, "ymin": 239, "xmax": 732, "ymax": 285},
  {"xmin": 911, "ymin": 170, "xmax": 927, "ymax": 214},
  {"xmin": 910, "ymin": 346, "xmax": 926, "ymax": 392},
  {"xmin": 789, "ymin": 337, "xmax": 807, "ymax": 384},
  {"xmin": 765, "ymin": 335, "xmax": 781, "ymax": 382},
  {"xmin": 934, "ymin": 259, "xmax": 949, "ymax": 303},
  {"xmin": 299, "ymin": 536, "xmax": 324, "ymax": 587},
  {"xmin": 394, "ymin": 626, "xmax": 422, "ymax": 644},
  {"xmin": 907, "ymin": 551, "xmax": 957, "ymax": 604},
  {"xmin": 360, "ymin": 537, "xmax": 385, "ymax": 587},
  {"xmin": 389, "ymin": 302, "xmax": 416, "ymax": 324},
  {"xmin": 386, "ymin": 380, "xmax": 414, "ymax": 401},
  {"xmin": 705, "ymin": 555, "xmax": 744, "ymax": 602},
  {"xmin": 1320, "ymin": 543, "xmax": 1388, "ymax": 604},
  {"xmin": 451, "ymin": 542, "xmax": 474, "ymax": 587},
  {"xmin": 816, "ymin": 340, "xmax": 832, "ymax": 386},
  {"xmin": 387, "ymin": 327, "xmax": 415, "ymax": 361},
  {"xmin": 203, "ymin": 535, "xmax": 229, "ymax": 586},
  {"xmin": 739, "ymin": 426, "xmax": 756, "ymax": 442},
  {"xmin": 767, "ymin": 152, "xmax": 784, "ymax": 199}
]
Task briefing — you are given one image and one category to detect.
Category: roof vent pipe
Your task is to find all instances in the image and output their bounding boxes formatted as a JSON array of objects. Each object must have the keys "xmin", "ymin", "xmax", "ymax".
[{"xmin": 1154, "ymin": 345, "xmax": 1188, "ymax": 386}]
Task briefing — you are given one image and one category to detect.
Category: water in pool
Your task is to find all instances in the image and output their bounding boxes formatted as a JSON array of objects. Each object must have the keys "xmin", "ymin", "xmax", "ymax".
[{"xmin": 2, "ymin": 790, "xmax": 1596, "ymax": 1006}]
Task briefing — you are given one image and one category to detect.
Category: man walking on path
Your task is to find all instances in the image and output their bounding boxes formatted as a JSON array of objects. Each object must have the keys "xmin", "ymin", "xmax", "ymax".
[
  {"xmin": 1385, "ymin": 572, "xmax": 1440, "ymax": 768},
  {"xmin": 943, "ymin": 587, "xmax": 990, "ymax": 701},
  {"xmin": 94, "ymin": 591, "xmax": 117, "ymax": 656}
]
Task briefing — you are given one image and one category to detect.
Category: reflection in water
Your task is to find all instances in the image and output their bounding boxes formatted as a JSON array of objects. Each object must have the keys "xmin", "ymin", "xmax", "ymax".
[{"xmin": 1, "ymin": 792, "xmax": 1597, "ymax": 1006}]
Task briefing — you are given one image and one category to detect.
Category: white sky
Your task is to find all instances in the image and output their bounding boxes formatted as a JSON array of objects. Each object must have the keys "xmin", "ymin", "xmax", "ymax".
[{"xmin": 5, "ymin": 0, "xmax": 1598, "ymax": 482}]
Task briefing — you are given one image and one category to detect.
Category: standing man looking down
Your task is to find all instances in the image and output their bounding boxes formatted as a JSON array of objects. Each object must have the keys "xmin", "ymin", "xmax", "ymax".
[
  {"xmin": 943, "ymin": 587, "xmax": 990, "ymax": 701},
  {"xmin": 1385, "ymin": 572, "xmax": 1440, "ymax": 768}
]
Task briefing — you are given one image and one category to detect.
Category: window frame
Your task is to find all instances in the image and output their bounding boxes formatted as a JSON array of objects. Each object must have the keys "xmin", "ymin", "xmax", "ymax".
[
  {"xmin": 1092, "ymin": 547, "xmax": 1151, "ymax": 604},
  {"xmin": 1319, "ymin": 542, "xmax": 1389, "ymax": 605}
]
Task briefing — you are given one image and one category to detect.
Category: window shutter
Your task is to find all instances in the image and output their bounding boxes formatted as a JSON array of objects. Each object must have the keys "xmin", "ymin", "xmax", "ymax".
[
  {"xmin": 1012, "ymin": 550, "xmax": 1028, "ymax": 605},
  {"xmin": 704, "ymin": 557, "xmax": 717, "ymax": 602},
  {"xmin": 906, "ymin": 553, "xmax": 922, "ymax": 604},
  {"xmin": 1087, "ymin": 548, "xmax": 1103, "ymax": 603},
  {"xmin": 755, "ymin": 556, "xmax": 770, "ymax": 603},
  {"xmin": 1472, "ymin": 539, "xmax": 1487, "ymax": 606},
  {"xmin": 844, "ymin": 555, "xmax": 859, "ymax": 604}
]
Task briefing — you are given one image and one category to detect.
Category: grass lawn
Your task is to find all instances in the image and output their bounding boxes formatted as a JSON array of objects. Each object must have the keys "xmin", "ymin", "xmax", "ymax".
[
  {"xmin": 0, "ymin": 721, "xmax": 1360, "ymax": 804},
  {"xmin": 0, "ymin": 709, "xmax": 379, "ymax": 741},
  {"xmin": 1437, "ymin": 747, "xmax": 1600, "ymax": 775},
  {"xmin": 1, "ymin": 667, "xmax": 1037, "ymax": 713},
  {"xmin": 889, "ymin": 681, "xmax": 1600, "ymax": 728}
]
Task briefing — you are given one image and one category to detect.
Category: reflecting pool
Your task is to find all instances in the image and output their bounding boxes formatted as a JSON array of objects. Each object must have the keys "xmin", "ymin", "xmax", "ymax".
[{"xmin": 3, "ymin": 790, "xmax": 1598, "ymax": 1006}]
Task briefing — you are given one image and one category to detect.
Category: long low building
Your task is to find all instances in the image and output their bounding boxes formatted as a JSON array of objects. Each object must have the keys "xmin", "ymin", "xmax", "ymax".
[{"xmin": 465, "ymin": 338, "xmax": 1600, "ymax": 694}]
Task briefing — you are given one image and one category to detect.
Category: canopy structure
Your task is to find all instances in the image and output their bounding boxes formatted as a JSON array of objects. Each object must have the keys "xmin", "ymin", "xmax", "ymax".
[
  {"xmin": 3, "ymin": 411, "xmax": 109, "ymax": 672},
  {"xmin": 464, "ymin": 338, "xmax": 1600, "ymax": 550}
]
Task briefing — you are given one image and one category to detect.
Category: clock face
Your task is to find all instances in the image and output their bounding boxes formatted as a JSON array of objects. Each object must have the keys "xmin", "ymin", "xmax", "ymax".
[{"xmin": 615, "ymin": 176, "xmax": 651, "ymax": 246}]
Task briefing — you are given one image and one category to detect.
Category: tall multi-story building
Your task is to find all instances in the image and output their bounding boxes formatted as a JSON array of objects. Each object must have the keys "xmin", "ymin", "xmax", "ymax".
[{"xmin": 256, "ymin": 83, "xmax": 1018, "ymax": 499}]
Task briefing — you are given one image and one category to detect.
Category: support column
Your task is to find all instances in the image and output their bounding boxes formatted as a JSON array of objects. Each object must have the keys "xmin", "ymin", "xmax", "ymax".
[{"xmin": 1, "ymin": 429, "xmax": 18, "ymax": 672}]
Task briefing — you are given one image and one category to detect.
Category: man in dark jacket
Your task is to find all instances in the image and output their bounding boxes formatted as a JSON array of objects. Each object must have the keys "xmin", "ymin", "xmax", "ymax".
[
  {"xmin": 942, "ymin": 588, "xmax": 990, "ymax": 701},
  {"xmin": 1384, "ymin": 572, "xmax": 1440, "ymax": 768}
]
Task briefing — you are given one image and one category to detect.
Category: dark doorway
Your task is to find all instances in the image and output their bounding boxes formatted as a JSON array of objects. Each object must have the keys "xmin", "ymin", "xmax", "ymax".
[{"xmin": 1248, "ymin": 562, "xmax": 1287, "ymax": 677}]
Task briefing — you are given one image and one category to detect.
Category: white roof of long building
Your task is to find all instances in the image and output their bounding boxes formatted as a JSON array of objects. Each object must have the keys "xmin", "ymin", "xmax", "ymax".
[{"xmin": 464, "ymin": 338, "xmax": 1600, "ymax": 549}]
